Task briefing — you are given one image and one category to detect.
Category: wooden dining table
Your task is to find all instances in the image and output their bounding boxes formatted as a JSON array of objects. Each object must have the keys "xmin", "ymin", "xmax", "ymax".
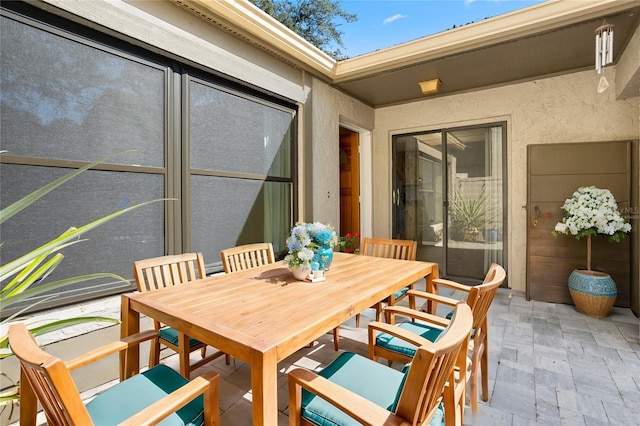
[{"xmin": 120, "ymin": 251, "xmax": 439, "ymax": 425}]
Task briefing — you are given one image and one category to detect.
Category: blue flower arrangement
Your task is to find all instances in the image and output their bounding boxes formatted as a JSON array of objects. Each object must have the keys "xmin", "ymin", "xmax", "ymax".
[{"xmin": 284, "ymin": 222, "xmax": 338, "ymax": 269}]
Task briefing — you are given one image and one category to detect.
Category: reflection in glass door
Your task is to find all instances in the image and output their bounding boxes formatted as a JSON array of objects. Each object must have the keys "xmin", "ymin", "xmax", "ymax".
[{"xmin": 392, "ymin": 124, "xmax": 505, "ymax": 282}]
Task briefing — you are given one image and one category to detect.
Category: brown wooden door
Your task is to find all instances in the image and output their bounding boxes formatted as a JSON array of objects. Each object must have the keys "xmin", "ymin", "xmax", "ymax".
[
  {"xmin": 527, "ymin": 141, "xmax": 631, "ymax": 307},
  {"xmin": 339, "ymin": 132, "xmax": 360, "ymax": 237}
]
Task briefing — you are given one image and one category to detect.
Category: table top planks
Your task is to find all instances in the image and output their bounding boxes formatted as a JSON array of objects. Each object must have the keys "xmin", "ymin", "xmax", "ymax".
[{"xmin": 124, "ymin": 252, "xmax": 437, "ymax": 361}]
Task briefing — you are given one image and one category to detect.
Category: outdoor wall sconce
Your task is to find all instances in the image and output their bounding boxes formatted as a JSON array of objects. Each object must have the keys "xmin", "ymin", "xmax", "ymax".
[{"xmin": 418, "ymin": 79, "xmax": 441, "ymax": 95}]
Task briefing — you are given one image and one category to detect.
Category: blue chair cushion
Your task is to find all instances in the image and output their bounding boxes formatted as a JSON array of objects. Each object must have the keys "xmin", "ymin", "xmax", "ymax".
[
  {"xmin": 159, "ymin": 326, "xmax": 202, "ymax": 348},
  {"xmin": 392, "ymin": 286, "xmax": 409, "ymax": 301},
  {"xmin": 301, "ymin": 352, "xmax": 405, "ymax": 426},
  {"xmin": 86, "ymin": 364, "xmax": 205, "ymax": 425},
  {"xmin": 301, "ymin": 353, "xmax": 444, "ymax": 426},
  {"xmin": 375, "ymin": 321, "xmax": 446, "ymax": 357}
]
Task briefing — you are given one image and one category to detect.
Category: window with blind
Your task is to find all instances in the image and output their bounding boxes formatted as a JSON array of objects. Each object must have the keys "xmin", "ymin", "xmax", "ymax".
[{"xmin": 0, "ymin": 3, "xmax": 296, "ymax": 315}]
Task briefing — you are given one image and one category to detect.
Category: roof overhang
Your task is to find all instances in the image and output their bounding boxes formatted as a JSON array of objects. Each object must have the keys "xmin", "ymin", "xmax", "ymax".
[{"xmin": 170, "ymin": 0, "xmax": 640, "ymax": 106}]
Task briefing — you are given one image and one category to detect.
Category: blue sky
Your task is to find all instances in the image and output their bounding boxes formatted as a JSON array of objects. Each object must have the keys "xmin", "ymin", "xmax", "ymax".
[{"xmin": 336, "ymin": 0, "xmax": 546, "ymax": 57}]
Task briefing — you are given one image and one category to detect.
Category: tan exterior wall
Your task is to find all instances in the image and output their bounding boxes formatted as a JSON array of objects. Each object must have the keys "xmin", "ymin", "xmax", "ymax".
[
  {"xmin": 374, "ymin": 68, "xmax": 639, "ymax": 293},
  {"xmin": 307, "ymin": 78, "xmax": 375, "ymax": 227}
]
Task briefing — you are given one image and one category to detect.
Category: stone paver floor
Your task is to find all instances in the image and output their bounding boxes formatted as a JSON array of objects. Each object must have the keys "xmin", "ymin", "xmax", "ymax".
[{"xmin": 31, "ymin": 287, "xmax": 640, "ymax": 425}]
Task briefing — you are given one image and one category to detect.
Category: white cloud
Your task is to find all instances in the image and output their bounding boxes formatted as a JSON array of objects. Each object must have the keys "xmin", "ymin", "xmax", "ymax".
[{"xmin": 383, "ymin": 14, "xmax": 407, "ymax": 25}]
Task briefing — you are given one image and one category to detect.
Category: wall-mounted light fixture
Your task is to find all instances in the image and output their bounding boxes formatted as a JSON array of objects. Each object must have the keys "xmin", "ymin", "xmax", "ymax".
[{"xmin": 418, "ymin": 79, "xmax": 441, "ymax": 95}]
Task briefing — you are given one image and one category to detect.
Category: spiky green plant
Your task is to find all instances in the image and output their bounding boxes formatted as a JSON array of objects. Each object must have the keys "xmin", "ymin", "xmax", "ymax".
[
  {"xmin": 0, "ymin": 151, "xmax": 168, "ymax": 406},
  {"xmin": 449, "ymin": 189, "xmax": 496, "ymax": 241}
]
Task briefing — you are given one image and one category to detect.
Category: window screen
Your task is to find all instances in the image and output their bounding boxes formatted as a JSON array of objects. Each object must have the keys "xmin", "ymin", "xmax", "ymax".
[
  {"xmin": 0, "ymin": 6, "xmax": 297, "ymax": 316},
  {"xmin": 1, "ymin": 11, "xmax": 167, "ymax": 314},
  {"xmin": 188, "ymin": 78, "xmax": 295, "ymax": 266}
]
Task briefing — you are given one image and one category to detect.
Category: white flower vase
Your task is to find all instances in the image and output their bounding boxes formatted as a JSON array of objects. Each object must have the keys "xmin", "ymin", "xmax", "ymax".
[{"xmin": 289, "ymin": 265, "xmax": 311, "ymax": 281}]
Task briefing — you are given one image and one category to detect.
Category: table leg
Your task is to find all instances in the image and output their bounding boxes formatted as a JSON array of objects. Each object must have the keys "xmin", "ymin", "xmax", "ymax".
[
  {"xmin": 425, "ymin": 264, "xmax": 440, "ymax": 314},
  {"xmin": 120, "ymin": 295, "xmax": 140, "ymax": 381},
  {"xmin": 250, "ymin": 345, "xmax": 278, "ymax": 426}
]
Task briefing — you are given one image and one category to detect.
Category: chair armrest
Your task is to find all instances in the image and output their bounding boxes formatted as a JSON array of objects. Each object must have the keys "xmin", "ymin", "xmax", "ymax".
[
  {"xmin": 432, "ymin": 278, "xmax": 471, "ymax": 294},
  {"xmin": 118, "ymin": 371, "xmax": 219, "ymax": 426},
  {"xmin": 383, "ymin": 306, "xmax": 451, "ymax": 328},
  {"xmin": 368, "ymin": 320, "xmax": 437, "ymax": 348},
  {"xmin": 406, "ymin": 289, "xmax": 460, "ymax": 308},
  {"xmin": 65, "ymin": 330, "xmax": 158, "ymax": 371},
  {"xmin": 288, "ymin": 368, "xmax": 409, "ymax": 426}
]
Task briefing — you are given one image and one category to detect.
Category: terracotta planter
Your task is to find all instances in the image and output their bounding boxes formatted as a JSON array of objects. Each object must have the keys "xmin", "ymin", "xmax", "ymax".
[{"xmin": 568, "ymin": 269, "xmax": 617, "ymax": 318}]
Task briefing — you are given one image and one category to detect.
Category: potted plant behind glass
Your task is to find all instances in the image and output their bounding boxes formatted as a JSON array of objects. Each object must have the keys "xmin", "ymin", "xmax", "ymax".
[{"xmin": 552, "ymin": 186, "xmax": 632, "ymax": 318}]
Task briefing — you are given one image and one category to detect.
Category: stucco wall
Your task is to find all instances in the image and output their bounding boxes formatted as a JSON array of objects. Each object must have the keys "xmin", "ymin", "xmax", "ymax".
[
  {"xmin": 374, "ymin": 68, "xmax": 639, "ymax": 293},
  {"xmin": 307, "ymin": 78, "xmax": 374, "ymax": 227}
]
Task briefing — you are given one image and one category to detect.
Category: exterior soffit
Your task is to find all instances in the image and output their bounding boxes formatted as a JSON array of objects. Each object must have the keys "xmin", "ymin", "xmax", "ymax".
[
  {"xmin": 334, "ymin": 0, "xmax": 640, "ymax": 82},
  {"xmin": 168, "ymin": 0, "xmax": 640, "ymax": 106}
]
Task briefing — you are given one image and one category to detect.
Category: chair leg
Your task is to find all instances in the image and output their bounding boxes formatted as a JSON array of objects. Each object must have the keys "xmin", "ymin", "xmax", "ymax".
[
  {"xmin": 355, "ymin": 314, "xmax": 360, "ymax": 328},
  {"xmin": 479, "ymin": 336, "xmax": 489, "ymax": 402},
  {"xmin": 333, "ymin": 327, "xmax": 340, "ymax": 351},
  {"xmin": 225, "ymin": 354, "xmax": 232, "ymax": 365},
  {"xmin": 443, "ymin": 379, "xmax": 456, "ymax": 426},
  {"xmin": 469, "ymin": 365, "xmax": 479, "ymax": 416}
]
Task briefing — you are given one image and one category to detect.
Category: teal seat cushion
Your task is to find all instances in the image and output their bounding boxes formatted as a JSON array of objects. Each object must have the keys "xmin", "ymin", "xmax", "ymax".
[
  {"xmin": 301, "ymin": 352, "xmax": 405, "ymax": 426},
  {"xmin": 392, "ymin": 286, "xmax": 409, "ymax": 301},
  {"xmin": 375, "ymin": 321, "xmax": 445, "ymax": 357},
  {"xmin": 301, "ymin": 352, "xmax": 445, "ymax": 426},
  {"xmin": 159, "ymin": 326, "xmax": 202, "ymax": 348},
  {"xmin": 86, "ymin": 364, "xmax": 205, "ymax": 425}
]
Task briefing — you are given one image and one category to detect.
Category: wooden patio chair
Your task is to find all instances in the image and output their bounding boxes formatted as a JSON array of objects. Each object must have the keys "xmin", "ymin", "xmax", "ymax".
[
  {"xmin": 332, "ymin": 237, "xmax": 417, "ymax": 351},
  {"xmin": 369, "ymin": 263, "xmax": 506, "ymax": 416},
  {"xmin": 288, "ymin": 302, "xmax": 472, "ymax": 426},
  {"xmin": 8, "ymin": 323, "xmax": 219, "ymax": 426},
  {"xmin": 356, "ymin": 237, "xmax": 418, "ymax": 325},
  {"xmin": 133, "ymin": 253, "xmax": 230, "ymax": 379},
  {"xmin": 220, "ymin": 242, "xmax": 275, "ymax": 273}
]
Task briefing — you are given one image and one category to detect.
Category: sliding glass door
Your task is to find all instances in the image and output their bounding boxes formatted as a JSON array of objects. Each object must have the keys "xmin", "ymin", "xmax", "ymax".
[{"xmin": 392, "ymin": 124, "xmax": 505, "ymax": 282}]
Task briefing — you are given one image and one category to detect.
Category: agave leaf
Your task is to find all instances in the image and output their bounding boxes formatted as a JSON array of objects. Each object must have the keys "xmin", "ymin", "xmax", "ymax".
[
  {"xmin": 0, "ymin": 199, "xmax": 168, "ymax": 282},
  {"xmin": 0, "ymin": 151, "xmax": 135, "ymax": 224},
  {"xmin": 0, "ymin": 273, "xmax": 129, "ymax": 311},
  {"xmin": 28, "ymin": 316, "xmax": 120, "ymax": 336},
  {"xmin": 0, "ymin": 295, "xmax": 57, "ymax": 326},
  {"xmin": 1, "ymin": 236, "xmax": 88, "ymax": 289},
  {"xmin": 1, "ymin": 253, "xmax": 64, "ymax": 300},
  {"xmin": 0, "ymin": 393, "xmax": 19, "ymax": 404},
  {"xmin": 0, "ymin": 316, "xmax": 119, "ymax": 359}
]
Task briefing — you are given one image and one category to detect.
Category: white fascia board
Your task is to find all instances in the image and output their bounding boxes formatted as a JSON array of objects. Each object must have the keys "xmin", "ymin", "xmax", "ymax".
[
  {"xmin": 170, "ymin": 0, "xmax": 336, "ymax": 77},
  {"xmin": 334, "ymin": 0, "xmax": 639, "ymax": 82}
]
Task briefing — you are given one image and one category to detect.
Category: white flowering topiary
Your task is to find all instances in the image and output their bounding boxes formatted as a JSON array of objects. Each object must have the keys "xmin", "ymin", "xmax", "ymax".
[
  {"xmin": 552, "ymin": 186, "xmax": 631, "ymax": 271},
  {"xmin": 553, "ymin": 186, "xmax": 631, "ymax": 241}
]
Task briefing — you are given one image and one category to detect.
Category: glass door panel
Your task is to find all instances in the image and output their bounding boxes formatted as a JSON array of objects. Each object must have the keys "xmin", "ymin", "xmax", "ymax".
[
  {"xmin": 393, "ymin": 132, "xmax": 444, "ymax": 267},
  {"xmin": 392, "ymin": 124, "xmax": 505, "ymax": 282},
  {"xmin": 446, "ymin": 127, "xmax": 504, "ymax": 280}
]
